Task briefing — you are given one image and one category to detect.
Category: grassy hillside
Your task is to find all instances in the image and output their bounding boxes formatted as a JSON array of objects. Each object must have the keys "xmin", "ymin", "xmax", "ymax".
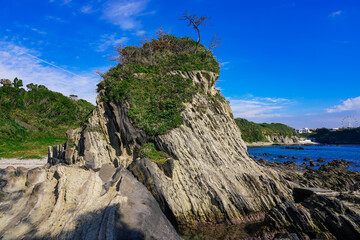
[
  {"xmin": 234, "ymin": 118, "xmax": 298, "ymax": 143},
  {"xmin": 0, "ymin": 81, "xmax": 94, "ymax": 158},
  {"xmin": 309, "ymin": 127, "xmax": 360, "ymax": 144}
]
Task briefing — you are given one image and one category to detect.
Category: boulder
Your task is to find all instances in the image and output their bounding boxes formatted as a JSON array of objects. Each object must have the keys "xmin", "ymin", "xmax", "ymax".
[
  {"xmin": 317, "ymin": 157, "xmax": 326, "ymax": 162},
  {"xmin": 309, "ymin": 161, "xmax": 320, "ymax": 167},
  {"xmin": 328, "ymin": 159, "xmax": 350, "ymax": 168}
]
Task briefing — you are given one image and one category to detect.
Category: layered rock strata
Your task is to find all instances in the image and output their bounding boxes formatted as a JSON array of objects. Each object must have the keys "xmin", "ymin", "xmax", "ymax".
[
  {"xmin": 49, "ymin": 70, "xmax": 293, "ymax": 225},
  {"xmin": 0, "ymin": 165, "xmax": 180, "ymax": 240}
]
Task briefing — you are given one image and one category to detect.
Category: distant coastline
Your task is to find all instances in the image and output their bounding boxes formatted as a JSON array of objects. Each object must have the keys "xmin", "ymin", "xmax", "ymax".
[{"xmin": 246, "ymin": 138, "xmax": 318, "ymax": 147}]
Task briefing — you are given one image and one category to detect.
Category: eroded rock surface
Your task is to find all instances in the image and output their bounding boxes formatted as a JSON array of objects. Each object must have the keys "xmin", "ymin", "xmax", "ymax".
[
  {"xmin": 246, "ymin": 136, "xmax": 300, "ymax": 147},
  {"xmin": 265, "ymin": 188, "xmax": 360, "ymax": 240},
  {"xmin": 286, "ymin": 165, "xmax": 360, "ymax": 192},
  {"xmin": 0, "ymin": 165, "xmax": 180, "ymax": 240},
  {"xmin": 265, "ymin": 135, "xmax": 300, "ymax": 145}
]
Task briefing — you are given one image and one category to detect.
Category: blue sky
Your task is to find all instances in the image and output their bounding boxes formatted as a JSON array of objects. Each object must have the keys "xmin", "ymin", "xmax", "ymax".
[{"xmin": 1, "ymin": 0, "xmax": 360, "ymax": 129}]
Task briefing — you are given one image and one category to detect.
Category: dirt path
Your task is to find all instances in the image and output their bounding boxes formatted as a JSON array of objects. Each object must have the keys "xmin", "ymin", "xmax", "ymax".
[{"xmin": 0, "ymin": 157, "xmax": 47, "ymax": 169}]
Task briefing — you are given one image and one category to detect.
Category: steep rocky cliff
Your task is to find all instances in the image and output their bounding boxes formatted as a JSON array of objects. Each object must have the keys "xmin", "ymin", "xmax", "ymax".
[{"xmin": 49, "ymin": 70, "xmax": 293, "ymax": 226}]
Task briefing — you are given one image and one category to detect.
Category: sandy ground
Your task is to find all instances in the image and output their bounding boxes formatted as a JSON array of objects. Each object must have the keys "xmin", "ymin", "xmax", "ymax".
[{"xmin": 0, "ymin": 157, "xmax": 47, "ymax": 169}]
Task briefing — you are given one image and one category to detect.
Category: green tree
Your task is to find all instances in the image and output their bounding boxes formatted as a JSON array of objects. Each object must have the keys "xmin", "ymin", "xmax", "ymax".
[
  {"xmin": 26, "ymin": 83, "xmax": 36, "ymax": 90},
  {"xmin": 13, "ymin": 77, "xmax": 23, "ymax": 88},
  {"xmin": 26, "ymin": 83, "xmax": 48, "ymax": 91},
  {"xmin": 38, "ymin": 84, "xmax": 48, "ymax": 90}
]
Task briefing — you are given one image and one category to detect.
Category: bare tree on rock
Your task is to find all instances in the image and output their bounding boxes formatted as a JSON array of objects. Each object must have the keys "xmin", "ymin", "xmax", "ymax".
[
  {"xmin": 180, "ymin": 11, "xmax": 210, "ymax": 54},
  {"xmin": 208, "ymin": 33, "xmax": 221, "ymax": 51}
]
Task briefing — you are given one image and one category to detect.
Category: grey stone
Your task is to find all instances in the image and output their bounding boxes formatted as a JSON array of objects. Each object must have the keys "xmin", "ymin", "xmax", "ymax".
[{"xmin": 98, "ymin": 163, "xmax": 116, "ymax": 182}]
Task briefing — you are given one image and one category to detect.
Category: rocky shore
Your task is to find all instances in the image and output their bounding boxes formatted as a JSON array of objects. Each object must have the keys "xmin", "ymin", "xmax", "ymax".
[
  {"xmin": 253, "ymin": 158, "xmax": 360, "ymax": 239},
  {"xmin": 246, "ymin": 135, "xmax": 300, "ymax": 147},
  {"xmin": 246, "ymin": 138, "xmax": 318, "ymax": 147}
]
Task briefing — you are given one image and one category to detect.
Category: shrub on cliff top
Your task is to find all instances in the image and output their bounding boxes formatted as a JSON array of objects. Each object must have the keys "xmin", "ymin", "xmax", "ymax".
[
  {"xmin": 114, "ymin": 34, "xmax": 220, "ymax": 74},
  {"xmin": 99, "ymin": 34, "xmax": 220, "ymax": 135}
]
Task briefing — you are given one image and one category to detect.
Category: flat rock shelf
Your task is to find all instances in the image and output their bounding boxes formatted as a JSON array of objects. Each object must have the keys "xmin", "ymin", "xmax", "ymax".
[{"xmin": 0, "ymin": 157, "xmax": 47, "ymax": 169}]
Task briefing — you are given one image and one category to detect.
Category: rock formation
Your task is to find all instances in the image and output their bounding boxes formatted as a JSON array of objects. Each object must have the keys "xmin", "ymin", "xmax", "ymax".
[
  {"xmin": 265, "ymin": 187, "xmax": 360, "ymax": 239},
  {"xmin": 265, "ymin": 135, "xmax": 300, "ymax": 145},
  {"xmin": 246, "ymin": 135, "xmax": 300, "ymax": 147},
  {"xmin": 0, "ymin": 165, "xmax": 180, "ymax": 240},
  {"xmin": 49, "ymin": 70, "xmax": 293, "ymax": 226}
]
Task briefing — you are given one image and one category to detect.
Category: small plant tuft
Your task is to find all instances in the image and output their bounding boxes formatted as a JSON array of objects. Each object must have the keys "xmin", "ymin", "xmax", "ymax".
[{"xmin": 139, "ymin": 142, "xmax": 168, "ymax": 164}]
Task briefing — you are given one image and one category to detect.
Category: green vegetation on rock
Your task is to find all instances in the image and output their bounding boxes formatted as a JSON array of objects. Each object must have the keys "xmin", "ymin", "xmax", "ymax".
[
  {"xmin": 105, "ymin": 73, "xmax": 196, "ymax": 135},
  {"xmin": 234, "ymin": 118, "xmax": 297, "ymax": 143},
  {"xmin": 139, "ymin": 142, "xmax": 169, "ymax": 164},
  {"xmin": 99, "ymin": 34, "xmax": 220, "ymax": 135},
  {"xmin": 0, "ymin": 80, "xmax": 94, "ymax": 158}
]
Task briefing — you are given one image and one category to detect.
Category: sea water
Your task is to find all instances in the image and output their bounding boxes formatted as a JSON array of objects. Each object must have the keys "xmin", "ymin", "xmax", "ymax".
[{"xmin": 247, "ymin": 144, "xmax": 360, "ymax": 171}]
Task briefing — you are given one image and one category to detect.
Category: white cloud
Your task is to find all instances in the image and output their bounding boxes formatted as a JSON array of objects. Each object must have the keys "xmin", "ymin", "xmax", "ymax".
[
  {"xmin": 31, "ymin": 28, "xmax": 46, "ymax": 35},
  {"xmin": 229, "ymin": 96, "xmax": 292, "ymax": 121},
  {"xmin": 21, "ymin": 25, "xmax": 47, "ymax": 35},
  {"xmin": 0, "ymin": 41, "xmax": 100, "ymax": 104},
  {"xmin": 45, "ymin": 15, "xmax": 65, "ymax": 23},
  {"xmin": 329, "ymin": 10, "xmax": 343, "ymax": 17},
  {"xmin": 80, "ymin": 5, "xmax": 94, "ymax": 14},
  {"xmin": 135, "ymin": 30, "xmax": 147, "ymax": 36},
  {"xmin": 95, "ymin": 34, "xmax": 129, "ymax": 52},
  {"xmin": 49, "ymin": 0, "xmax": 72, "ymax": 4},
  {"xmin": 326, "ymin": 96, "xmax": 360, "ymax": 113},
  {"xmin": 102, "ymin": 0, "xmax": 151, "ymax": 30},
  {"xmin": 220, "ymin": 61, "xmax": 230, "ymax": 70}
]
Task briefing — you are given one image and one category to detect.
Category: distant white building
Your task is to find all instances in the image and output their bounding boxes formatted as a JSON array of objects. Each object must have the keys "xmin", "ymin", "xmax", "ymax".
[
  {"xmin": 296, "ymin": 128, "xmax": 312, "ymax": 134},
  {"xmin": 69, "ymin": 94, "xmax": 78, "ymax": 101}
]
